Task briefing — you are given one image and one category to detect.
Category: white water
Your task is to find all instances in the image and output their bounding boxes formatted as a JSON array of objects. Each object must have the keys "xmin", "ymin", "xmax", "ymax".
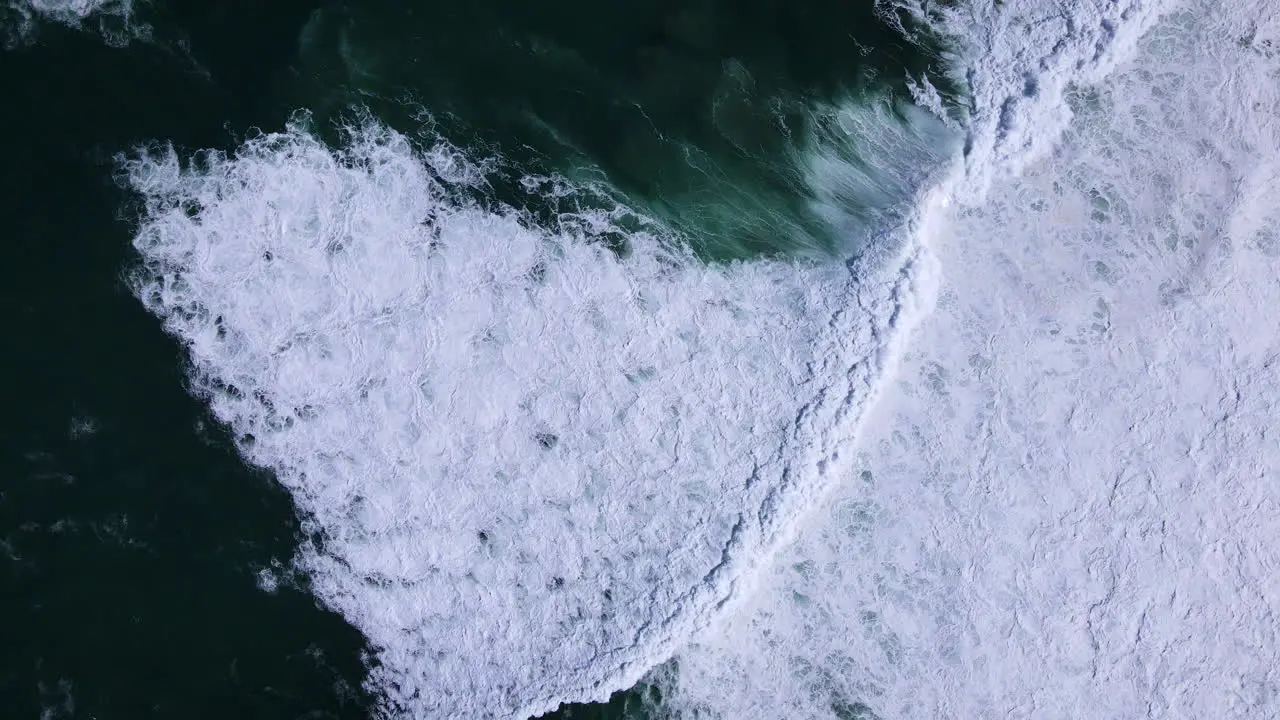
[
  {"xmin": 125, "ymin": 104, "xmax": 948, "ymax": 717},
  {"xmin": 3, "ymin": 0, "xmax": 141, "ymax": 46},
  {"xmin": 669, "ymin": 1, "xmax": 1280, "ymax": 717}
]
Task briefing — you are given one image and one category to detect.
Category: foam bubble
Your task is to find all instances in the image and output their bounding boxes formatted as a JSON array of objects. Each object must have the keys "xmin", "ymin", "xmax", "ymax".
[
  {"xmin": 669, "ymin": 2, "xmax": 1280, "ymax": 718},
  {"xmin": 125, "ymin": 111, "xmax": 942, "ymax": 717}
]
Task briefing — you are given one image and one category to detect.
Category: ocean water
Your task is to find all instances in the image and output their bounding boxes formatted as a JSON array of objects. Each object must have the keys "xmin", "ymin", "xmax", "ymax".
[{"xmin": 3, "ymin": 0, "xmax": 1278, "ymax": 719}]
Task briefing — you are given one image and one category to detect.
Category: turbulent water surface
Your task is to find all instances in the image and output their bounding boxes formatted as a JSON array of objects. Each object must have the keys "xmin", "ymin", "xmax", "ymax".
[{"xmin": 2, "ymin": 0, "xmax": 1278, "ymax": 718}]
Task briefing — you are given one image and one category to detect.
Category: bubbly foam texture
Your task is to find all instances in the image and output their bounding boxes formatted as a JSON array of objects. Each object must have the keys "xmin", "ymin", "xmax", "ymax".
[
  {"xmin": 670, "ymin": 2, "xmax": 1280, "ymax": 718},
  {"xmin": 3, "ymin": 0, "xmax": 141, "ymax": 46},
  {"xmin": 26, "ymin": 0, "xmax": 123, "ymax": 17},
  {"xmin": 125, "ymin": 116, "xmax": 939, "ymax": 717},
  {"xmin": 893, "ymin": 0, "xmax": 1175, "ymax": 202}
]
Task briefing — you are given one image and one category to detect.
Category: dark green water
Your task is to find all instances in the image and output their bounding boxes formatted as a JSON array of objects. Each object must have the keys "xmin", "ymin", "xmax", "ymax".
[
  {"xmin": 0, "ymin": 1, "xmax": 951, "ymax": 717},
  {"xmin": 286, "ymin": 0, "xmax": 958, "ymax": 259}
]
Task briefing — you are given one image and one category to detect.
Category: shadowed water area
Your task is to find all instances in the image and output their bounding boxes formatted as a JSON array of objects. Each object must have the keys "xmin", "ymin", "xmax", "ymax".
[{"xmin": 0, "ymin": 0, "xmax": 953, "ymax": 717}]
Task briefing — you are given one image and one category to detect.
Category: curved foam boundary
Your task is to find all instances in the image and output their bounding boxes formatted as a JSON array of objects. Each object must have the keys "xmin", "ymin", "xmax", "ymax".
[{"xmin": 124, "ymin": 117, "xmax": 941, "ymax": 718}]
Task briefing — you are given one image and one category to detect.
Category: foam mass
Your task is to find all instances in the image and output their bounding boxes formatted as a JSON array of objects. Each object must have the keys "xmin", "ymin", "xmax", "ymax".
[
  {"xmin": 124, "ymin": 115, "xmax": 942, "ymax": 718},
  {"xmin": 667, "ymin": 1, "xmax": 1280, "ymax": 718},
  {"xmin": 893, "ymin": 0, "xmax": 1174, "ymax": 202},
  {"xmin": 2, "ymin": 0, "xmax": 142, "ymax": 47}
]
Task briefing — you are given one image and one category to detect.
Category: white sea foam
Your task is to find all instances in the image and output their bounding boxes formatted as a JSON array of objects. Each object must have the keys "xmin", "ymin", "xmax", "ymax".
[
  {"xmin": 892, "ymin": 0, "xmax": 1176, "ymax": 202},
  {"xmin": 125, "ymin": 105, "xmax": 948, "ymax": 717},
  {"xmin": 25, "ymin": 0, "xmax": 125, "ymax": 18},
  {"xmin": 670, "ymin": 1, "xmax": 1280, "ymax": 718},
  {"xmin": 3, "ymin": 0, "xmax": 142, "ymax": 47}
]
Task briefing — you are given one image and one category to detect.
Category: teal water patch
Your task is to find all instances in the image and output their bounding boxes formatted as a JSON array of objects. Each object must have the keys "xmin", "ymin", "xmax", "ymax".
[
  {"xmin": 538, "ymin": 676, "xmax": 665, "ymax": 720},
  {"xmin": 288, "ymin": 0, "xmax": 962, "ymax": 261}
]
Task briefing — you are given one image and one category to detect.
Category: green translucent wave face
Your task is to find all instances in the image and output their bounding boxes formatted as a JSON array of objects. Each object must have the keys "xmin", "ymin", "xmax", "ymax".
[{"xmin": 287, "ymin": 0, "xmax": 962, "ymax": 262}]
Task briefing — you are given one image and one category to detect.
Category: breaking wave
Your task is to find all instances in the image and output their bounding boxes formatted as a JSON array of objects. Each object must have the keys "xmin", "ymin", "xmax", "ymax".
[
  {"xmin": 668, "ymin": 1, "xmax": 1280, "ymax": 718},
  {"xmin": 124, "ymin": 96, "xmax": 952, "ymax": 716}
]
